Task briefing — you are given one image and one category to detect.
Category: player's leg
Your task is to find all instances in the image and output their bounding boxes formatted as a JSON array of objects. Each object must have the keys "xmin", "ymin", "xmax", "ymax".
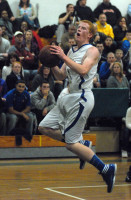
[
  {"xmin": 38, "ymin": 106, "xmax": 64, "ymax": 142},
  {"xmin": 66, "ymin": 142, "xmax": 117, "ymax": 193},
  {"xmin": 79, "ymin": 140, "xmax": 92, "ymax": 169}
]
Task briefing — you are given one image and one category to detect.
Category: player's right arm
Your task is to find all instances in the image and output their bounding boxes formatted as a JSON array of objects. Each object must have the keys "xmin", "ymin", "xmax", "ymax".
[{"xmin": 51, "ymin": 63, "xmax": 67, "ymax": 81}]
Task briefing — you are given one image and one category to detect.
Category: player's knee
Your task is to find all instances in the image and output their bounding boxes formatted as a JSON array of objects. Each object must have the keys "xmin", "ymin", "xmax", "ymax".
[
  {"xmin": 66, "ymin": 143, "xmax": 74, "ymax": 151},
  {"xmin": 38, "ymin": 126, "xmax": 47, "ymax": 134}
]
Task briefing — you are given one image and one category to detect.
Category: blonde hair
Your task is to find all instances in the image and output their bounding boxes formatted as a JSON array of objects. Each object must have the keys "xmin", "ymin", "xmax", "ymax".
[
  {"xmin": 12, "ymin": 61, "xmax": 22, "ymax": 68},
  {"xmin": 111, "ymin": 62, "xmax": 123, "ymax": 77}
]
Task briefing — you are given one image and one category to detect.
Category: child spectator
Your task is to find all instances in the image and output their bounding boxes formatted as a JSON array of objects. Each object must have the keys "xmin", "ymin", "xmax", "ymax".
[{"xmin": 121, "ymin": 29, "xmax": 131, "ymax": 55}]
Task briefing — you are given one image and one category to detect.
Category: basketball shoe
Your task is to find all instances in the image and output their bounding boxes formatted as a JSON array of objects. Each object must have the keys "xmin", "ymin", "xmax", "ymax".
[{"xmin": 99, "ymin": 164, "xmax": 117, "ymax": 193}]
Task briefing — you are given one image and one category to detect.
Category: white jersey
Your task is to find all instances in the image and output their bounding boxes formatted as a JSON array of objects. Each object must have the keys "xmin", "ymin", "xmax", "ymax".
[{"xmin": 66, "ymin": 44, "xmax": 97, "ymax": 93}]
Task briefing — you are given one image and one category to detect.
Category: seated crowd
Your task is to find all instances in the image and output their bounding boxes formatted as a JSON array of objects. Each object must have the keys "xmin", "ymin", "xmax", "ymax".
[{"xmin": 0, "ymin": 0, "xmax": 131, "ymax": 137}]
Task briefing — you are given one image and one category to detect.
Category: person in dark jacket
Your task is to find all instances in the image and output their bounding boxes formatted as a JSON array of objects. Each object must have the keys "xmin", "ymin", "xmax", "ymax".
[
  {"xmin": 74, "ymin": 0, "xmax": 95, "ymax": 22},
  {"xmin": 113, "ymin": 17, "xmax": 128, "ymax": 48},
  {"xmin": 31, "ymin": 65, "xmax": 55, "ymax": 92},
  {"xmin": 93, "ymin": 0, "xmax": 121, "ymax": 27},
  {"xmin": 6, "ymin": 61, "xmax": 24, "ymax": 91},
  {"xmin": 0, "ymin": 0, "xmax": 19, "ymax": 32}
]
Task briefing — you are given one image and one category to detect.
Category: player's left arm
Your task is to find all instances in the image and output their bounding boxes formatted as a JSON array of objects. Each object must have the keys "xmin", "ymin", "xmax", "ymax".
[{"xmin": 50, "ymin": 46, "xmax": 100, "ymax": 76}]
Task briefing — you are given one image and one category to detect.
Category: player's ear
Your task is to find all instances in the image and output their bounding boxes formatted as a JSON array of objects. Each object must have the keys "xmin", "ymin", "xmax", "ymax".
[{"xmin": 88, "ymin": 32, "xmax": 93, "ymax": 39}]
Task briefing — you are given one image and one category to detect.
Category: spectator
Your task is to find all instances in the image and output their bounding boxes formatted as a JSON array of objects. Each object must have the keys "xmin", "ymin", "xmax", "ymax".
[
  {"xmin": 8, "ymin": 31, "xmax": 35, "ymax": 87},
  {"xmin": 0, "ymin": 0, "xmax": 15, "ymax": 21},
  {"xmin": 55, "ymin": 4, "xmax": 76, "ymax": 43},
  {"xmin": 74, "ymin": 0, "xmax": 95, "ymax": 22},
  {"xmin": 31, "ymin": 65, "xmax": 55, "ymax": 92},
  {"xmin": 0, "ymin": 76, "xmax": 7, "ymax": 98},
  {"xmin": 6, "ymin": 61, "xmax": 24, "ymax": 91},
  {"xmin": 99, "ymin": 52, "xmax": 116, "ymax": 87},
  {"xmin": 93, "ymin": 0, "xmax": 121, "ymax": 27},
  {"xmin": 31, "ymin": 80, "xmax": 55, "ymax": 123},
  {"xmin": 0, "ymin": 25, "xmax": 10, "ymax": 69},
  {"xmin": 115, "ymin": 49, "xmax": 126, "ymax": 71},
  {"xmin": 103, "ymin": 36, "xmax": 117, "ymax": 57},
  {"xmin": 95, "ymin": 41, "xmax": 106, "ymax": 72},
  {"xmin": 6, "ymin": 79, "xmax": 34, "ymax": 135},
  {"xmin": 95, "ymin": 13, "xmax": 114, "ymax": 39},
  {"xmin": 106, "ymin": 62, "xmax": 129, "ymax": 88},
  {"xmin": 2, "ymin": 52, "xmax": 21, "ymax": 80},
  {"xmin": 1, "ymin": 24, "xmax": 9, "ymax": 40},
  {"xmin": 121, "ymin": 29, "xmax": 131, "ymax": 55},
  {"xmin": 68, "ymin": 38, "xmax": 76, "ymax": 47},
  {"xmin": 11, "ymin": 21, "xmax": 43, "ymax": 50},
  {"xmin": 61, "ymin": 24, "xmax": 76, "ymax": 54},
  {"xmin": 16, "ymin": 0, "xmax": 37, "ymax": 30},
  {"xmin": 113, "ymin": 17, "xmax": 128, "ymax": 48},
  {"xmin": 90, "ymin": 24, "xmax": 107, "ymax": 46},
  {"xmin": 0, "ymin": 97, "xmax": 6, "ymax": 135},
  {"xmin": 0, "ymin": 0, "xmax": 18, "ymax": 31},
  {"xmin": 23, "ymin": 29, "xmax": 39, "ymax": 70},
  {"xmin": 0, "ymin": 10, "xmax": 13, "ymax": 41}
]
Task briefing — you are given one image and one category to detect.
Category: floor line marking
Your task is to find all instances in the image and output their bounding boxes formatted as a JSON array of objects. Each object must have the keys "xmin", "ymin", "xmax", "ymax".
[
  {"xmin": 44, "ymin": 183, "xmax": 131, "ymax": 189},
  {"xmin": 18, "ymin": 188, "xmax": 31, "ymax": 191},
  {"xmin": 44, "ymin": 188, "xmax": 86, "ymax": 200}
]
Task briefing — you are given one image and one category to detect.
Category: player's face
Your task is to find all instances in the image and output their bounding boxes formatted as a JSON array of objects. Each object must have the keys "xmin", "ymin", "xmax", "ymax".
[
  {"xmin": 16, "ymin": 83, "xmax": 26, "ymax": 93},
  {"xmin": 76, "ymin": 22, "xmax": 92, "ymax": 44}
]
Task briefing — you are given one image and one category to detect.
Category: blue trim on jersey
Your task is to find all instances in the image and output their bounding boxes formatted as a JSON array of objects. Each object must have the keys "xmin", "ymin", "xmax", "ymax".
[
  {"xmin": 81, "ymin": 89, "xmax": 87, "ymax": 102},
  {"xmin": 72, "ymin": 44, "xmax": 91, "ymax": 53},
  {"xmin": 64, "ymin": 102, "xmax": 84, "ymax": 134},
  {"xmin": 79, "ymin": 76, "xmax": 85, "ymax": 89}
]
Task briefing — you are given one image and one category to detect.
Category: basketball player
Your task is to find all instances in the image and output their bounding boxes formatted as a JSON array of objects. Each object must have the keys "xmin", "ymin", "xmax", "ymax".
[{"xmin": 38, "ymin": 20, "xmax": 117, "ymax": 193}]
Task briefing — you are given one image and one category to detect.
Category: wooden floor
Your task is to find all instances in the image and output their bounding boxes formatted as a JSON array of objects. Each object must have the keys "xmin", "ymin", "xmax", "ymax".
[{"xmin": 0, "ymin": 154, "xmax": 130, "ymax": 200}]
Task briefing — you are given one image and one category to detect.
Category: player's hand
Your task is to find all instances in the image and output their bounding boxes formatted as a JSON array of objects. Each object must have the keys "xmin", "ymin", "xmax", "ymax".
[{"xmin": 50, "ymin": 45, "xmax": 65, "ymax": 60}]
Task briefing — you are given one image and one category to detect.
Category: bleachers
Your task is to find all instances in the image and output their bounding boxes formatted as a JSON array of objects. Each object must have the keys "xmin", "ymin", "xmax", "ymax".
[{"xmin": 0, "ymin": 133, "xmax": 96, "ymax": 159}]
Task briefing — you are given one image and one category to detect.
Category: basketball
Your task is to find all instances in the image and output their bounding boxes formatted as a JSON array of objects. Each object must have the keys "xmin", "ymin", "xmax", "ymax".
[{"xmin": 39, "ymin": 45, "xmax": 60, "ymax": 68}]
